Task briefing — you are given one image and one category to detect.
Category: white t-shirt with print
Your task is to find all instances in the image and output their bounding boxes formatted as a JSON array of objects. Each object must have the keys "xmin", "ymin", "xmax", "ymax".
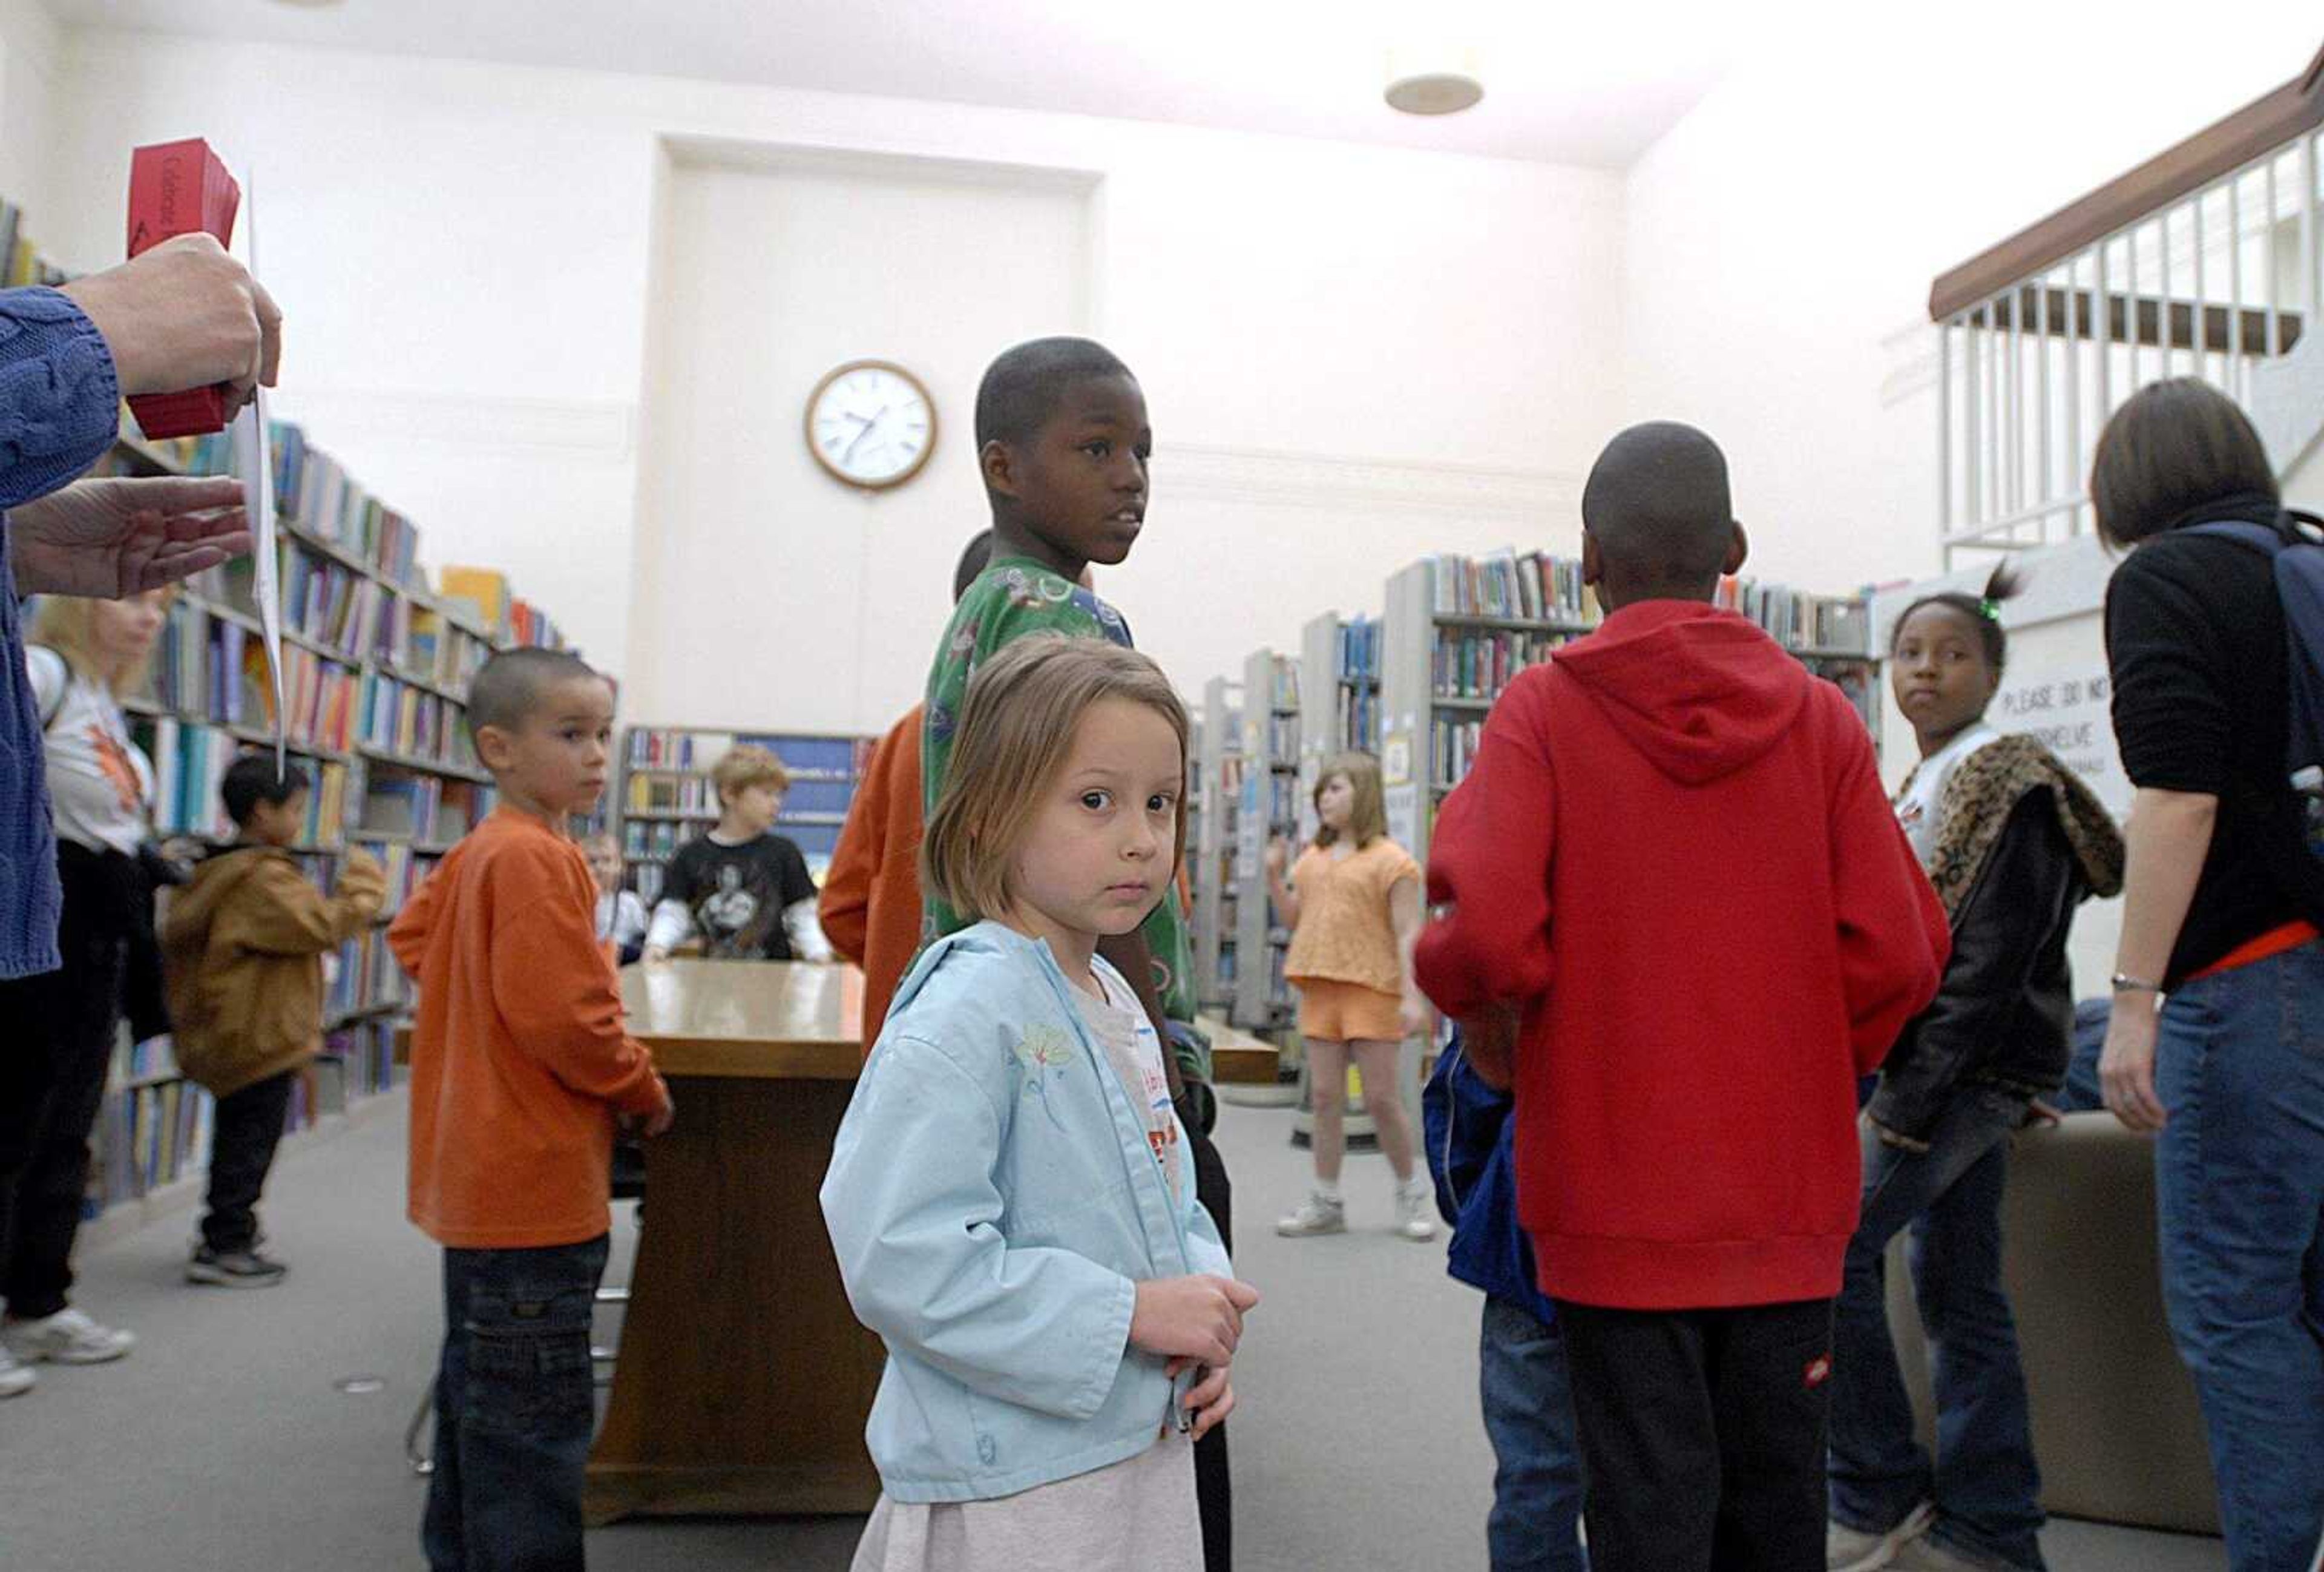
[
  {"xmin": 1072, "ymin": 964, "xmax": 1183, "ymax": 1203},
  {"xmin": 28, "ymin": 646, "xmax": 154, "ymax": 857}
]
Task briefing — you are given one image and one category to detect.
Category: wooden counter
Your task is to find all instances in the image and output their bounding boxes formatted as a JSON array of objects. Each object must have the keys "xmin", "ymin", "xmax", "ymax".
[{"xmin": 585, "ymin": 960, "xmax": 883, "ymax": 1525}]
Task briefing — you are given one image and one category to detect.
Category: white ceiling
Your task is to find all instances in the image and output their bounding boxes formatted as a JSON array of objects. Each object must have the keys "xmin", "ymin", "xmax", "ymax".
[{"xmin": 38, "ymin": 0, "xmax": 1744, "ymax": 168}]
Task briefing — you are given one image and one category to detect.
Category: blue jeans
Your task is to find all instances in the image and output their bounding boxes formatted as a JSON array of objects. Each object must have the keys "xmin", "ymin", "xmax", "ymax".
[
  {"xmin": 1479, "ymin": 1294, "xmax": 1589, "ymax": 1572},
  {"xmin": 2154, "ymin": 940, "xmax": 2324, "ymax": 1572},
  {"xmin": 424, "ymin": 1235, "xmax": 609, "ymax": 1572},
  {"xmin": 1829, "ymin": 1086, "xmax": 2045, "ymax": 1571}
]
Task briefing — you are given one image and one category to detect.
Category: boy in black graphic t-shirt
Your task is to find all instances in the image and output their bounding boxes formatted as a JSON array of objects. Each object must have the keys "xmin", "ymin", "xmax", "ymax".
[{"xmin": 643, "ymin": 744, "xmax": 831, "ymax": 962}]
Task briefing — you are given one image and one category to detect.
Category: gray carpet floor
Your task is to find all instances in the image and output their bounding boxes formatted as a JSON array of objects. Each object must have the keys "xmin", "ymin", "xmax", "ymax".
[{"xmin": 0, "ymin": 1089, "xmax": 2225, "ymax": 1571}]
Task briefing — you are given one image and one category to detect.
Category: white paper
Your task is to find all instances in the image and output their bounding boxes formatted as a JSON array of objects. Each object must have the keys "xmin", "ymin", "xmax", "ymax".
[{"xmin": 228, "ymin": 165, "xmax": 285, "ymax": 774}]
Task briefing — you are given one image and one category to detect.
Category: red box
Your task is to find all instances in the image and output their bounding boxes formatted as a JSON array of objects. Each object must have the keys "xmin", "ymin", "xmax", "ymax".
[{"xmin": 125, "ymin": 138, "xmax": 242, "ymax": 438}]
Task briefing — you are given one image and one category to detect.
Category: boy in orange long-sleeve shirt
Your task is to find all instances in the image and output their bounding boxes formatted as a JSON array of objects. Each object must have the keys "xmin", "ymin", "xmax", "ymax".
[{"xmin": 388, "ymin": 645, "xmax": 673, "ymax": 1572}]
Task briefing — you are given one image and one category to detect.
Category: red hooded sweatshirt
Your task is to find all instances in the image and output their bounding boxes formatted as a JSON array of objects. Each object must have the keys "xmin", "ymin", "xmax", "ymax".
[{"xmin": 1414, "ymin": 601, "xmax": 1946, "ymax": 1311}]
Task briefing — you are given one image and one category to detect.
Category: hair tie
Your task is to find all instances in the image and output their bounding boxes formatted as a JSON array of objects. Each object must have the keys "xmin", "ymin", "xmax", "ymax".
[{"xmin": 1977, "ymin": 597, "xmax": 2001, "ymax": 622}]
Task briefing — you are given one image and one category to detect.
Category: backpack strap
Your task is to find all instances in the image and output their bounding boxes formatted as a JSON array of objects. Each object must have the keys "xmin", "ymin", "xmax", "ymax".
[
  {"xmin": 26, "ymin": 643, "xmax": 68, "ymax": 732},
  {"xmin": 2183, "ymin": 519, "xmax": 2292, "ymax": 556}
]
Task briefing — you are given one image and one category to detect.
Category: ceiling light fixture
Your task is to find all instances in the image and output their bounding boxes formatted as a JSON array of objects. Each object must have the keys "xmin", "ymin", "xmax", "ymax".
[{"xmin": 1384, "ymin": 41, "xmax": 1483, "ymax": 116}]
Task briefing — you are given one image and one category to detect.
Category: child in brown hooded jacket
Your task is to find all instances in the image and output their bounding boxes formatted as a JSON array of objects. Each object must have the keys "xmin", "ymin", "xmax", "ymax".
[{"xmin": 162, "ymin": 754, "xmax": 384, "ymax": 1287}]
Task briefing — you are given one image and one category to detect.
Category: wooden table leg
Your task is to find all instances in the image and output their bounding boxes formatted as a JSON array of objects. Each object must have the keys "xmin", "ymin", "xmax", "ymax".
[{"xmin": 586, "ymin": 1075, "xmax": 884, "ymax": 1523}]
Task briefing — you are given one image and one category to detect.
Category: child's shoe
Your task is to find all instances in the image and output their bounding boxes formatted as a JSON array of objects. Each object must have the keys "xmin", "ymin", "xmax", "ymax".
[
  {"xmin": 0, "ymin": 1347, "xmax": 35, "ymax": 1397},
  {"xmin": 187, "ymin": 1245, "xmax": 289, "ymax": 1289},
  {"xmin": 2, "ymin": 1307, "xmax": 136, "ymax": 1365},
  {"xmin": 1393, "ymin": 1177, "xmax": 1438, "ymax": 1241},
  {"xmin": 1828, "ymin": 1502, "xmax": 1935, "ymax": 1571},
  {"xmin": 1275, "ymin": 1190, "xmax": 1347, "ymax": 1237}
]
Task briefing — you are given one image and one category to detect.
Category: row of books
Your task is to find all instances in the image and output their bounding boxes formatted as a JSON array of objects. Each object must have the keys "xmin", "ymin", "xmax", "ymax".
[
  {"xmin": 441, "ymin": 566, "xmax": 563, "ymax": 651},
  {"xmin": 1431, "ymin": 717, "xmax": 1487, "ymax": 787},
  {"xmin": 274, "ymin": 643, "xmax": 364, "ymax": 755},
  {"xmin": 321, "ymin": 1020, "xmax": 399, "ymax": 1102},
  {"xmin": 622, "ymin": 819, "xmax": 693, "ymax": 860},
  {"xmin": 145, "ymin": 719, "xmax": 251, "ymax": 840},
  {"xmin": 281, "ymin": 542, "xmax": 394, "ymax": 664},
  {"xmin": 343, "ymin": 838, "xmax": 440, "ymax": 919},
  {"xmin": 629, "ymin": 774, "xmax": 719, "ymax": 814},
  {"xmin": 1334, "ymin": 688, "xmax": 1382, "ymax": 753},
  {"xmin": 362, "ymin": 776, "xmax": 491, "ymax": 843},
  {"xmin": 1265, "ymin": 772, "xmax": 1302, "ymax": 827},
  {"xmin": 88, "ymin": 1079, "xmax": 212, "ymax": 1215},
  {"xmin": 1265, "ymin": 714, "xmax": 1298, "ymax": 758},
  {"xmin": 627, "ymin": 728, "xmax": 734, "ymax": 771},
  {"xmin": 144, "ymin": 598, "xmax": 263, "ymax": 728},
  {"xmin": 405, "ymin": 609, "xmax": 492, "ymax": 699},
  {"xmin": 1431, "ymin": 628, "xmax": 1585, "ymax": 702},
  {"xmin": 358, "ymin": 671, "xmax": 481, "ymax": 772},
  {"xmin": 0, "ymin": 196, "xmax": 68, "ymax": 289},
  {"xmin": 1337, "ymin": 616, "xmax": 1380, "ymax": 683},
  {"xmin": 325, "ymin": 925, "xmax": 413, "ymax": 1021},
  {"xmin": 1716, "ymin": 578, "xmax": 1872, "ymax": 654},
  {"xmin": 192, "ymin": 423, "xmax": 424, "ymax": 589},
  {"xmin": 1428, "ymin": 550, "xmax": 1601, "ymax": 626},
  {"xmin": 1265, "ymin": 658, "xmax": 1299, "ymax": 712}
]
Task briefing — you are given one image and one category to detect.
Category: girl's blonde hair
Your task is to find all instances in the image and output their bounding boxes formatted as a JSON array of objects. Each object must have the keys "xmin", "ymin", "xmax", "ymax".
[
  {"xmin": 922, "ymin": 633, "xmax": 1189, "ymax": 924},
  {"xmin": 29, "ymin": 589, "xmax": 174, "ymax": 696},
  {"xmin": 1313, "ymin": 750, "xmax": 1388, "ymax": 849}
]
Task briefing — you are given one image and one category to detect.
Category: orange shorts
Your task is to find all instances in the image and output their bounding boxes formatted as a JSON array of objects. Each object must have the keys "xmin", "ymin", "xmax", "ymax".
[{"xmin": 1295, "ymin": 978, "xmax": 1405, "ymax": 1043}]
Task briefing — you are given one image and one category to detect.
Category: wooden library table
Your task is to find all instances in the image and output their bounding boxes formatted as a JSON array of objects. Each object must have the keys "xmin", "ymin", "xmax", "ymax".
[{"xmin": 586, "ymin": 959, "xmax": 882, "ymax": 1525}]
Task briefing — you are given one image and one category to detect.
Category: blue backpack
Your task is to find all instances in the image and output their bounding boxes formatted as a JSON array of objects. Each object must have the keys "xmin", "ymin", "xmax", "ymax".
[{"xmin": 2187, "ymin": 510, "xmax": 2324, "ymax": 861}]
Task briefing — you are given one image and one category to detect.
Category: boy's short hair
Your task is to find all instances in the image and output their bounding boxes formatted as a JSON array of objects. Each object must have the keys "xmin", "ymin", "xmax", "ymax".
[
  {"xmin": 1313, "ymin": 751, "xmax": 1388, "ymax": 850},
  {"xmin": 465, "ymin": 646, "xmax": 600, "ymax": 746},
  {"xmin": 712, "ymin": 743, "xmax": 792, "ymax": 801},
  {"xmin": 974, "ymin": 338, "xmax": 1133, "ymax": 451},
  {"xmin": 923, "ymin": 634, "xmax": 1188, "ymax": 923},
  {"xmin": 221, "ymin": 752, "xmax": 310, "ymax": 826},
  {"xmin": 1582, "ymin": 421, "xmax": 1736, "ymax": 590}
]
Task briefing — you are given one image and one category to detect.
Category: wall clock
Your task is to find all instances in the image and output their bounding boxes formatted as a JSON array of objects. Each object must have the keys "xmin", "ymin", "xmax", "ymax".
[{"xmin": 804, "ymin": 360, "xmax": 937, "ymax": 491}]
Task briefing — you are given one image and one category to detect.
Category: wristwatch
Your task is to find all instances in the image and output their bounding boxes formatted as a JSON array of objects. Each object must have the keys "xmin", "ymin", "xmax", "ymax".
[{"xmin": 2110, "ymin": 972, "xmax": 2164, "ymax": 995}]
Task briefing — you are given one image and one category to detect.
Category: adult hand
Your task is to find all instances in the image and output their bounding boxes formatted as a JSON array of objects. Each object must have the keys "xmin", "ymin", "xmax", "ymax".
[
  {"xmin": 1399, "ymin": 993, "xmax": 1431, "ymax": 1041},
  {"xmin": 7, "ymin": 476, "xmax": 249, "ymax": 597},
  {"xmin": 60, "ymin": 234, "xmax": 281, "ymax": 412},
  {"xmin": 632, "ymin": 1080, "xmax": 676, "ymax": 1139},
  {"xmin": 2100, "ymin": 995, "xmax": 2168, "ymax": 1133}
]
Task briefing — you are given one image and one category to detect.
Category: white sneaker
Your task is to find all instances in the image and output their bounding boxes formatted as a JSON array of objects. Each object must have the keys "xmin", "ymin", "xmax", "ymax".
[
  {"xmin": 2, "ymin": 1308, "xmax": 136, "ymax": 1366},
  {"xmin": 0, "ymin": 1347, "xmax": 34, "ymax": 1398},
  {"xmin": 1275, "ymin": 1191, "xmax": 1346, "ymax": 1237},
  {"xmin": 1828, "ymin": 1502, "xmax": 1936, "ymax": 1572},
  {"xmin": 1393, "ymin": 1177, "xmax": 1438, "ymax": 1241}
]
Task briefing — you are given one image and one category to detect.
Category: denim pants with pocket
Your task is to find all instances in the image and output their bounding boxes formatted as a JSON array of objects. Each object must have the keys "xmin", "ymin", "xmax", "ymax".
[
  {"xmin": 2153, "ymin": 939, "xmax": 2324, "ymax": 1572},
  {"xmin": 424, "ymin": 1234, "xmax": 609, "ymax": 1572},
  {"xmin": 1479, "ymin": 1294, "xmax": 1589, "ymax": 1571},
  {"xmin": 1828, "ymin": 1084, "xmax": 2044, "ymax": 1571}
]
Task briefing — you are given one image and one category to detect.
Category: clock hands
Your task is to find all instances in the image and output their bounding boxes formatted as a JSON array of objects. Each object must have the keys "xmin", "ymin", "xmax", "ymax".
[{"xmin": 842, "ymin": 405, "xmax": 891, "ymax": 465}]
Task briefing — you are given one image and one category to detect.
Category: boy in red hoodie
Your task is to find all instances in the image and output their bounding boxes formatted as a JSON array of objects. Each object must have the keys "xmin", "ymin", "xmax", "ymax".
[{"xmin": 1414, "ymin": 423, "xmax": 1946, "ymax": 1571}]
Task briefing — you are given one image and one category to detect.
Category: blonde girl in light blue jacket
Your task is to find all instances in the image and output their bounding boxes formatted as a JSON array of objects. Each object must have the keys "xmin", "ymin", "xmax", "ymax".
[{"xmin": 822, "ymin": 635, "xmax": 1256, "ymax": 1572}]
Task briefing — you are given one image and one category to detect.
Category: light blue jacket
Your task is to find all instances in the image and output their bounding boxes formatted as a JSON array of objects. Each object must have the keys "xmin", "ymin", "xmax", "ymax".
[{"xmin": 821, "ymin": 921, "xmax": 1233, "ymax": 1503}]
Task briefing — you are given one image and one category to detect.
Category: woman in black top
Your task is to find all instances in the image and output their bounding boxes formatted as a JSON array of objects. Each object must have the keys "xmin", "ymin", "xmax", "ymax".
[{"xmin": 2093, "ymin": 378, "xmax": 2324, "ymax": 1571}]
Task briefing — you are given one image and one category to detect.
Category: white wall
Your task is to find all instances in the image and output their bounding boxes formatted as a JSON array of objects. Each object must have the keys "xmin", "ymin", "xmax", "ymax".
[
  {"xmin": 38, "ymin": 32, "xmax": 1624, "ymax": 731},
  {"xmin": 1622, "ymin": 5, "xmax": 2324, "ymax": 596},
  {"xmin": 0, "ymin": 0, "xmax": 61, "ymax": 219}
]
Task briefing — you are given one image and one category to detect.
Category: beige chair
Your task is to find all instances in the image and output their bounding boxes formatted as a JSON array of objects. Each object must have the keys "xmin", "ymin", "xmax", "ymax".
[{"xmin": 1883, "ymin": 1111, "xmax": 2219, "ymax": 1534}]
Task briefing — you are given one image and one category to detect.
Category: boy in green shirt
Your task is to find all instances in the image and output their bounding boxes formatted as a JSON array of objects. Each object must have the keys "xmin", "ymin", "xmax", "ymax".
[{"xmin": 920, "ymin": 337, "xmax": 1232, "ymax": 1570}]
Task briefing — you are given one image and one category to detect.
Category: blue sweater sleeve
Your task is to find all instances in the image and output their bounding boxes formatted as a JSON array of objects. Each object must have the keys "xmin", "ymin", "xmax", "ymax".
[{"xmin": 0, "ymin": 286, "xmax": 120, "ymax": 508}]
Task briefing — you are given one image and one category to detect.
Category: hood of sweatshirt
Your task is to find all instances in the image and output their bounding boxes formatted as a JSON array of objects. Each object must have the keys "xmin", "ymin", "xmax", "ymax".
[
  {"xmin": 162, "ymin": 844, "xmax": 283, "ymax": 948},
  {"xmin": 1551, "ymin": 601, "xmax": 1811, "ymax": 785}
]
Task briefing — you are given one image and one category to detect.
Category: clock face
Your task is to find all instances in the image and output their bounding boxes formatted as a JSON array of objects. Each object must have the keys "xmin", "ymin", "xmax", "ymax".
[{"xmin": 806, "ymin": 361, "xmax": 937, "ymax": 490}]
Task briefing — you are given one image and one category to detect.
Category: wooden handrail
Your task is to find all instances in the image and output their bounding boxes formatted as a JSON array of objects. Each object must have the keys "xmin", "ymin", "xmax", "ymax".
[{"xmin": 1930, "ymin": 37, "xmax": 2324, "ymax": 321}]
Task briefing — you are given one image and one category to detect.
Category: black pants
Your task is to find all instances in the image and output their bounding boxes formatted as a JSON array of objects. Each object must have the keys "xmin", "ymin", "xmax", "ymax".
[
  {"xmin": 1554, "ymin": 1297, "xmax": 1836, "ymax": 1572},
  {"xmin": 1181, "ymin": 1103, "xmax": 1233, "ymax": 1572},
  {"xmin": 202, "ymin": 1070, "xmax": 297, "ymax": 1252},
  {"xmin": 0, "ymin": 842, "xmax": 142, "ymax": 1321}
]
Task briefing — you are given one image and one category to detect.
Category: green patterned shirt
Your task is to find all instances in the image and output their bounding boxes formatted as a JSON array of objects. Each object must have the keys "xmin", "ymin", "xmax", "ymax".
[{"xmin": 922, "ymin": 556, "xmax": 1203, "ymax": 1072}]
